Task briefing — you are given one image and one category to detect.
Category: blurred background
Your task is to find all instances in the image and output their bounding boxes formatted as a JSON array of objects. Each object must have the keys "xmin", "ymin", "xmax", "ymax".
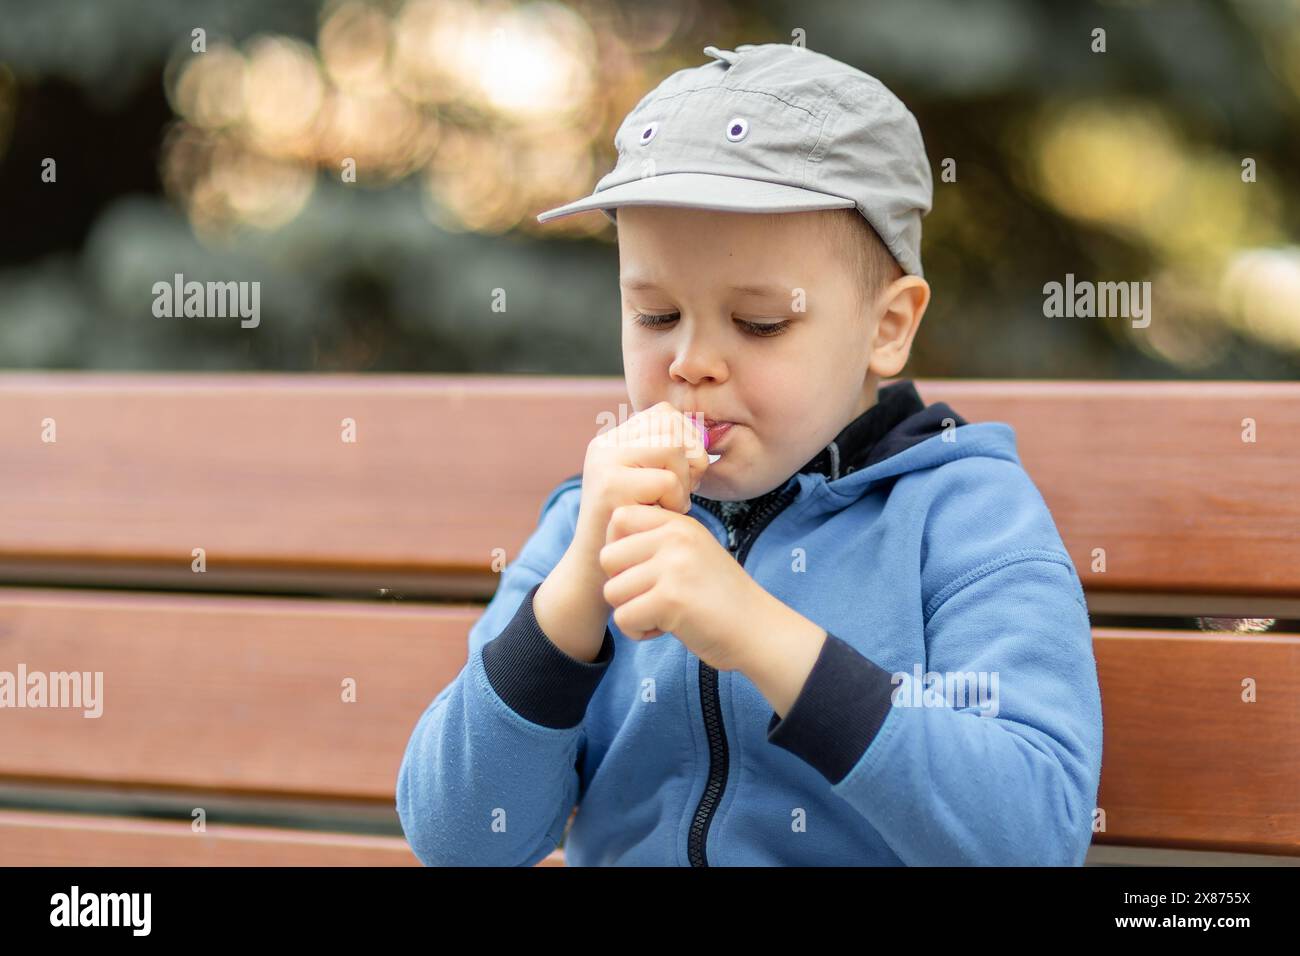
[{"xmin": 0, "ymin": 0, "xmax": 1298, "ymax": 378}]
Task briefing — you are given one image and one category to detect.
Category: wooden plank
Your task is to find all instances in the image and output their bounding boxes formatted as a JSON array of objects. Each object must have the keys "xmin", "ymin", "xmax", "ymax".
[
  {"xmin": 0, "ymin": 809, "xmax": 566, "ymax": 866},
  {"xmin": 1, "ymin": 375, "xmax": 1297, "ymax": 597},
  {"xmin": 0, "ymin": 373, "xmax": 604, "ymax": 585},
  {"xmin": 1086, "ymin": 844, "xmax": 1300, "ymax": 867},
  {"xmin": 922, "ymin": 380, "xmax": 1300, "ymax": 598},
  {"xmin": 1093, "ymin": 627, "xmax": 1300, "ymax": 855},
  {"xmin": 2, "ymin": 589, "xmax": 1296, "ymax": 854},
  {"xmin": 0, "ymin": 809, "xmax": 422, "ymax": 866},
  {"xmin": 0, "ymin": 587, "xmax": 475, "ymax": 801}
]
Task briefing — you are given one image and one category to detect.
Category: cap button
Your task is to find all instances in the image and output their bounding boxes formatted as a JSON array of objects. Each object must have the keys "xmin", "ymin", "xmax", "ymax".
[{"xmin": 702, "ymin": 45, "xmax": 740, "ymax": 65}]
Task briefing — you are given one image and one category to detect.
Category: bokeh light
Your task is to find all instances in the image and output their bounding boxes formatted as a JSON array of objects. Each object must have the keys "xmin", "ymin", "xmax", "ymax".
[
  {"xmin": 160, "ymin": 0, "xmax": 626, "ymax": 239},
  {"xmin": 1027, "ymin": 98, "xmax": 1297, "ymax": 359}
]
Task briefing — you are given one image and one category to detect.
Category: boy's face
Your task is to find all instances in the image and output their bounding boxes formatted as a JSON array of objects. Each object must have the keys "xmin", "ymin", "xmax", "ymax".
[{"xmin": 616, "ymin": 205, "xmax": 925, "ymax": 501}]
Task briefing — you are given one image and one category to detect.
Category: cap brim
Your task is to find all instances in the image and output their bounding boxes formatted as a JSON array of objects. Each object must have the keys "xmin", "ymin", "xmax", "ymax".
[{"xmin": 535, "ymin": 172, "xmax": 856, "ymax": 223}]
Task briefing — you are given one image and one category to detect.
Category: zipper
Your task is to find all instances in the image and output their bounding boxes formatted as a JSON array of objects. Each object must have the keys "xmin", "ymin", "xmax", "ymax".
[{"xmin": 685, "ymin": 480, "xmax": 800, "ymax": 866}]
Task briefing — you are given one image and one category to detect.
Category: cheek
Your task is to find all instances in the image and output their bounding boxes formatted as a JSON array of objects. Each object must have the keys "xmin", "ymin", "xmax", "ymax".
[
  {"xmin": 744, "ymin": 350, "xmax": 838, "ymax": 437},
  {"xmin": 621, "ymin": 343, "xmax": 664, "ymax": 404},
  {"xmin": 737, "ymin": 357, "xmax": 799, "ymax": 431}
]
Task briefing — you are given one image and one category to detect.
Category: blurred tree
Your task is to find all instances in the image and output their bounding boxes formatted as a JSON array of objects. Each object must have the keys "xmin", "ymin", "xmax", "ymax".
[{"xmin": 0, "ymin": 0, "xmax": 1297, "ymax": 378}]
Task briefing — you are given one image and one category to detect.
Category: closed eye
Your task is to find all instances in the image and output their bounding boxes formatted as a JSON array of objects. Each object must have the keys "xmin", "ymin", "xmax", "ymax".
[{"xmin": 632, "ymin": 312, "xmax": 792, "ymax": 337}]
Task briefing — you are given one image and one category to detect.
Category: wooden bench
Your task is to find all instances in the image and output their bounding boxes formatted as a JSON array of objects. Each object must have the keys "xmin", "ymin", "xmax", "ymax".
[{"xmin": 1, "ymin": 373, "xmax": 1297, "ymax": 865}]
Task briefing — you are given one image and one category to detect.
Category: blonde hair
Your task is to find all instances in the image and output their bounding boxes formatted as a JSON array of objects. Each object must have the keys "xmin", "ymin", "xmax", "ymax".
[{"xmin": 819, "ymin": 207, "xmax": 904, "ymax": 313}]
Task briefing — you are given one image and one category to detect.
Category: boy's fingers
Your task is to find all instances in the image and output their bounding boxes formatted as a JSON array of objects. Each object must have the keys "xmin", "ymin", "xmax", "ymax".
[
  {"xmin": 614, "ymin": 447, "xmax": 690, "ymax": 511},
  {"xmin": 638, "ymin": 406, "xmax": 708, "ymax": 504},
  {"xmin": 672, "ymin": 409, "xmax": 710, "ymax": 492},
  {"xmin": 687, "ymin": 452, "xmax": 708, "ymax": 493},
  {"xmin": 611, "ymin": 463, "xmax": 688, "ymax": 515},
  {"xmin": 605, "ymin": 502, "xmax": 675, "ymax": 546},
  {"xmin": 605, "ymin": 404, "xmax": 709, "ymax": 507}
]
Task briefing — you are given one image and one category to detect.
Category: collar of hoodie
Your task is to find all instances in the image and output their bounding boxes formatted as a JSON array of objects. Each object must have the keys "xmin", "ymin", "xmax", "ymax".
[{"xmin": 690, "ymin": 379, "xmax": 960, "ymax": 538}]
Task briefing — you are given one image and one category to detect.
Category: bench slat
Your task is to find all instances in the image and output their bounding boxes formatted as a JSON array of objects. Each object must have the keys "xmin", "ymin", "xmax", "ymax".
[
  {"xmin": 3, "ymin": 375, "xmax": 1297, "ymax": 597},
  {"xmin": 0, "ymin": 587, "xmax": 473, "ymax": 801},
  {"xmin": 1093, "ymin": 627, "xmax": 1300, "ymax": 854},
  {"xmin": 0, "ymin": 809, "xmax": 566, "ymax": 866},
  {"xmin": 2, "ymin": 588, "xmax": 1296, "ymax": 855}
]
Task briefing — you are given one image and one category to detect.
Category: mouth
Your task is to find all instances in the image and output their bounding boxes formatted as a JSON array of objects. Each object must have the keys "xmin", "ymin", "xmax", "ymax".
[
  {"xmin": 681, "ymin": 412, "xmax": 737, "ymax": 457},
  {"xmin": 702, "ymin": 420, "xmax": 735, "ymax": 451}
]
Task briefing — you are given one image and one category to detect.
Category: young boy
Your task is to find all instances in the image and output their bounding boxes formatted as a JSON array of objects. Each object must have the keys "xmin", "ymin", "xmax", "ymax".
[{"xmin": 397, "ymin": 43, "xmax": 1103, "ymax": 866}]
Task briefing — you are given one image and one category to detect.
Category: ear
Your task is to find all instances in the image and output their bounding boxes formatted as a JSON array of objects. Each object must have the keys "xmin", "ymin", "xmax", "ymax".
[{"xmin": 868, "ymin": 276, "xmax": 930, "ymax": 378}]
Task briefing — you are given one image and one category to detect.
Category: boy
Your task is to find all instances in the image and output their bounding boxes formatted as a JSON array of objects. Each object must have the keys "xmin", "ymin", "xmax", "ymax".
[{"xmin": 397, "ymin": 43, "xmax": 1103, "ymax": 866}]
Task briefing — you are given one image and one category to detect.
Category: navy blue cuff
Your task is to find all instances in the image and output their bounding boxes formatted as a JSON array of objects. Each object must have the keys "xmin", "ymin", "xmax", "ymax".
[
  {"xmin": 481, "ymin": 582, "xmax": 615, "ymax": 730},
  {"xmin": 766, "ymin": 631, "xmax": 896, "ymax": 785}
]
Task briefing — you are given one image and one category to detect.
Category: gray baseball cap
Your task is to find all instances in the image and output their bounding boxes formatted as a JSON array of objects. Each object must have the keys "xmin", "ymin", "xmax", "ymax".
[{"xmin": 535, "ymin": 43, "xmax": 933, "ymax": 277}]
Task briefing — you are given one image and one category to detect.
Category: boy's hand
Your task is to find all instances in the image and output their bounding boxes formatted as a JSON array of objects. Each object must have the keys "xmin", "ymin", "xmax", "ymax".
[
  {"xmin": 534, "ymin": 402, "xmax": 710, "ymax": 665},
  {"xmin": 569, "ymin": 401, "xmax": 710, "ymax": 570},
  {"xmin": 598, "ymin": 502, "xmax": 760, "ymax": 672}
]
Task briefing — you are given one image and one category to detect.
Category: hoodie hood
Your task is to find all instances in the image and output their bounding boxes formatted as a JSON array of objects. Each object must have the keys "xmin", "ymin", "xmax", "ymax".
[{"xmin": 799, "ymin": 378, "xmax": 964, "ymax": 479}]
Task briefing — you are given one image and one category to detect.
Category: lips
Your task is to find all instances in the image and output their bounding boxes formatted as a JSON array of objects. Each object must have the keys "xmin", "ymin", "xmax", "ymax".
[
  {"xmin": 703, "ymin": 421, "xmax": 735, "ymax": 449},
  {"xmin": 682, "ymin": 412, "xmax": 736, "ymax": 453},
  {"xmin": 684, "ymin": 414, "xmax": 732, "ymax": 428}
]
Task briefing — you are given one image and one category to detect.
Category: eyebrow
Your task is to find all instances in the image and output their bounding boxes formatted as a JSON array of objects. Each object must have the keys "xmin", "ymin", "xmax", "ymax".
[{"xmin": 620, "ymin": 278, "xmax": 789, "ymax": 297}]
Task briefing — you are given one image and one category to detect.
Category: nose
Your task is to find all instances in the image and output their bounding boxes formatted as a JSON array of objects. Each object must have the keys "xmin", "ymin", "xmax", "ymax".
[{"xmin": 667, "ymin": 319, "xmax": 729, "ymax": 385}]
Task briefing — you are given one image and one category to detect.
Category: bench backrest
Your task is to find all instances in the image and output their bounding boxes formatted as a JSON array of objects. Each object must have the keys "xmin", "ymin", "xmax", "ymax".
[{"xmin": 1, "ymin": 374, "xmax": 1296, "ymax": 860}]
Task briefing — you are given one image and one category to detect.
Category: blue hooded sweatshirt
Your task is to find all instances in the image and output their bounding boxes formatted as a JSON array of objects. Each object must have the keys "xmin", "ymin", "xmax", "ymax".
[{"xmin": 396, "ymin": 380, "xmax": 1104, "ymax": 866}]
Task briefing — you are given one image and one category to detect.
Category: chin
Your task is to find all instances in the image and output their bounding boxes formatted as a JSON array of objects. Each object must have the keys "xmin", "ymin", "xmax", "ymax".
[
  {"xmin": 698, "ymin": 477, "xmax": 759, "ymax": 503},
  {"xmin": 694, "ymin": 476, "xmax": 732, "ymax": 501}
]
